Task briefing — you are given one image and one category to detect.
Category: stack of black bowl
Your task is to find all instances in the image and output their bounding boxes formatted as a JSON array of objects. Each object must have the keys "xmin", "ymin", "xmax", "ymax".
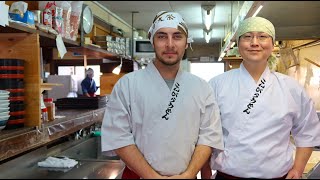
[{"xmin": 0, "ymin": 59, "xmax": 25, "ymax": 129}]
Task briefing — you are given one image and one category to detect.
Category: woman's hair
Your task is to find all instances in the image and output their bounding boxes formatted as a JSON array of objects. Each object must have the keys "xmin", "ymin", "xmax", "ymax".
[{"xmin": 86, "ymin": 68, "xmax": 94, "ymax": 76}]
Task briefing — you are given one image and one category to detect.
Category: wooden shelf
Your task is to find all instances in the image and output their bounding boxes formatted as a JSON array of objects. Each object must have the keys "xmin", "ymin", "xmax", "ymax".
[
  {"xmin": 67, "ymin": 44, "xmax": 123, "ymax": 60},
  {"xmin": 0, "ymin": 22, "xmax": 80, "ymax": 47},
  {"xmin": 38, "ymin": 30, "xmax": 80, "ymax": 47},
  {"xmin": 0, "ymin": 20, "xmax": 130, "ymax": 62},
  {"xmin": 40, "ymin": 83, "xmax": 63, "ymax": 92},
  {"xmin": 0, "ymin": 22, "xmax": 37, "ymax": 34},
  {"xmin": 223, "ymin": 56, "xmax": 243, "ymax": 61}
]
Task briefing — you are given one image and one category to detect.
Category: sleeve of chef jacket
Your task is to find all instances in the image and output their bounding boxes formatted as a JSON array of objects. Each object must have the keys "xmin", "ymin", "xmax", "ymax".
[
  {"xmin": 197, "ymin": 83, "xmax": 224, "ymax": 151},
  {"xmin": 101, "ymin": 75, "xmax": 134, "ymax": 156},
  {"xmin": 291, "ymin": 86, "xmax": 320, "ymax": 147},
  {"xmin": 81, "ymin": 79, "xmax": 89, "ymax": 94},
  {"xmin": 91, "ymin": 79, "xmax": 98, "ymax": 92}
]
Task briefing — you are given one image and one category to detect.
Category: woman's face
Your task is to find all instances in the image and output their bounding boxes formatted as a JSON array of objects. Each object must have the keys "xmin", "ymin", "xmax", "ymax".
[{"xmin": 238, "ymin": 31, "xmax": 274, "ymax": 64}]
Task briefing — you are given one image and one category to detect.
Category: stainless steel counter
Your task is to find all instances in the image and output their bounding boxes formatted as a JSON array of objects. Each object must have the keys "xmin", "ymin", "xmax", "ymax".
[
  {"xmin": 306, "ymin": 161, "xmax": 320, "ymax": 179},
  {"xmin": 0, "ymin": 159, "xmax": 124, "ymax": 179},
  {"xmin": 0, "ymin": 108, "xmax": 106, "ymax": 162},
  {"xmin": 0, "ymin": 136, "xmax": 125, "ymax": 179}
]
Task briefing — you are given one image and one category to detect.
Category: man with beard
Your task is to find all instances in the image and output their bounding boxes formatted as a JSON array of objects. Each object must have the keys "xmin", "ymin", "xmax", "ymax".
[{"xmin": 101, "ymin": 11, "xmax": 224, "ymax": 179}]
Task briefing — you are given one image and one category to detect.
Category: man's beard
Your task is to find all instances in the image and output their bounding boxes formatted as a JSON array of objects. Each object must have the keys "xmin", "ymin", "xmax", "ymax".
[{"xmin": 155, "ymin": 53, "xmax": 181, "ymax": 66}]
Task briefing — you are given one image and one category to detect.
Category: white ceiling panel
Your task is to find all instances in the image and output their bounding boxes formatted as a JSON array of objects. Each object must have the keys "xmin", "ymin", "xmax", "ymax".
[{"xmin": 97, "ymin": 1, "xmax": 320, "ymax": 45}]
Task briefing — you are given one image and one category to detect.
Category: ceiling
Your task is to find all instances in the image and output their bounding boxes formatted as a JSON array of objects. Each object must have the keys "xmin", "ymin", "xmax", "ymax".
[{"xmin": 97, "ymin": 1, "xmax": 320, "ymax": 46}]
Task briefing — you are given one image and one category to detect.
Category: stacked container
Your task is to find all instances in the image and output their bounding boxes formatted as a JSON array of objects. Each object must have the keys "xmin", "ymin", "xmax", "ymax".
[
  {"xmin": 0, "ymin": 59, "xmax": 25, "ymax": 129},
  {"xmin": 0, "ymin": 90, "xmax": 10, "ymax": 130}
]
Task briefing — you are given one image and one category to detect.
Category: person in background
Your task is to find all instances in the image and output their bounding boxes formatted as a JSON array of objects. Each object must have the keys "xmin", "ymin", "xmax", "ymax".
[
  {"xmin": 205, "ymin": 16, "xmax": 320, "ymax": 179},
  {"xmin": 81, "ymin": 68, "xmax": 98, "ymax": 97},
  {"xmin": 101, "ymin": 11, "xmax": 224, "ymax": 179}
]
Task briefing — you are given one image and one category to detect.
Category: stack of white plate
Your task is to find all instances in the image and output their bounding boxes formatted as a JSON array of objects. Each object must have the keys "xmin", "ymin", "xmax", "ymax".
[{"xmin": 0, "ymin": 90, "xmax": 10, "ymax": 130}]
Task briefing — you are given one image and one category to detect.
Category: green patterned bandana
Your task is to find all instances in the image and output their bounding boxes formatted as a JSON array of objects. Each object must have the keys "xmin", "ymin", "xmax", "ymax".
[{"xmin": 236, "ymin": 16, "xmax": 275, "ymax": 44}]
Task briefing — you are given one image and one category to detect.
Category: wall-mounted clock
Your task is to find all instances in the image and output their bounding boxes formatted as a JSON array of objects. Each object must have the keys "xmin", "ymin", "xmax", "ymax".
[{"xmin": 82, "ymin": 5, "xmax": 93, "ymax": 34}]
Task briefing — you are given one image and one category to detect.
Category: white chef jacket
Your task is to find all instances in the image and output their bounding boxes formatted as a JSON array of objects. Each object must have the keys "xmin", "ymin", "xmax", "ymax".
[
  {"xmin": 208, "ymin": 63, "xmax": 320, "ymax": 178},
  {"xmin": 101, "ymin": 62, "xmax": 224, "ymax": 176}
]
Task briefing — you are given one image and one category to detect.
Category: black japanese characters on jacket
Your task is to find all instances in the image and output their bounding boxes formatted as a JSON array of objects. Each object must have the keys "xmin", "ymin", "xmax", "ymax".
[
  {"xmin": 243, "ymin": 78, "xmax": 266, "ymax": 114},
  {"xmin": 162, "ymin": 82, "xmax": 180, "ymax": 120}
]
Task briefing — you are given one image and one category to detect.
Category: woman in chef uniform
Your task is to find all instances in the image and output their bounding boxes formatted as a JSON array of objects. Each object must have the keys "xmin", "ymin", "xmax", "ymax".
[
  {"xmin": 101, "ymin": 11, "xmax": 224, "ymax": 179},
  {"xmin": 207, "ymin": 16, "xmax": 320, "ymax": 179}
]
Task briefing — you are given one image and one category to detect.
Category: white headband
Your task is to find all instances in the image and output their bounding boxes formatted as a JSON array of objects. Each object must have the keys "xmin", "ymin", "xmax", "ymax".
[{"xmin": 148, "ymin": 11, "xmax": 193, "ymax": 45}]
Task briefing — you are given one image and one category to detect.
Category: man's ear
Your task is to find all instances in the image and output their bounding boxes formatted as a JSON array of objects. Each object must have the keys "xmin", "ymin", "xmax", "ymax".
[{"xmin": 185, "ymin": 43, "xmax": 188, "ymax": 49}]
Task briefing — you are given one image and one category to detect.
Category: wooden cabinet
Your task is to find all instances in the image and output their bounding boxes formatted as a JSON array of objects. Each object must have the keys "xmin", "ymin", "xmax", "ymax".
[
  {"xmin": 0, "ymin": 19, "xmax": 129, "ymax": 162},
  {"xmin": 0, "ymin": 22, "xmax": 81, "ymax": 128},
  {"xmin": 0, "ymin": 26, "xmax": 105, "ymax": 158},
  {"xmin": 223, "ymin": 57, "xmax": 243, "ymax": 71},
  {"xmin": 0, "ymin": 1, "xmax": 133, "ymax": 163},
  {"xmin": 0, "ymin": 19, "xmax": 130, "ymax": 127},
  {"xmin": 0, "ymin": 32, "xmax": 41, "ymax": 127},
  {"xmin": 100, "ymin": 73, "xmax": 126, "ymax": 95}
]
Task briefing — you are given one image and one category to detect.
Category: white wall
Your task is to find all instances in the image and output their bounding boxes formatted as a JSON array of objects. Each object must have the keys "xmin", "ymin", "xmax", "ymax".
[{"xmin": 278, "ymin": 40, "xmax": 320, "ymax": 110}]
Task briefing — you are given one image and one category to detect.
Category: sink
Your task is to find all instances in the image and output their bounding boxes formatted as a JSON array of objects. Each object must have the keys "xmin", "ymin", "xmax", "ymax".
[
  {"xmin": 51, "ymin": 135, "xmax": 125, "ymax": 179},
  {"xmin": 57, "ymin": 135, "xmax": 120, "ymax": 161},
  {"xmin": 0, "ymin": 135, "xmax": 125, "ymax": 179}
]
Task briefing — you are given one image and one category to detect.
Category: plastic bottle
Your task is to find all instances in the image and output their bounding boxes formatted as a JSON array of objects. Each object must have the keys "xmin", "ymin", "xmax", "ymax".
[
  {"xmin": 43, "ymin": 7, "xmax": 52, "ymax": 28},
  {"xmin": 44, "ymin": 98, "xmax": 55, "ymax": 121},
  {"xmin": 41, "ymin": 108, "xmax": 48, "ymax": 122}
]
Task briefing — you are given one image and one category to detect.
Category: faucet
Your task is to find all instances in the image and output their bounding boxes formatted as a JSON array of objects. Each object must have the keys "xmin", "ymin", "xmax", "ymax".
[{"xmin": 75, "ymin": 128, "xmax": 84, "ymax": 140}]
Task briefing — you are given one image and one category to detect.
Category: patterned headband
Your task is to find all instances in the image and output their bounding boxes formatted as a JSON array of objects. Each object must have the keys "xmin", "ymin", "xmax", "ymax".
[
  {"xmin": 148, "ymin": 11, "xmax": 193, "ymax": 45},
  {"xmin": 236, "ymin": 16, "xmax": 275, "ymax": 44}
]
